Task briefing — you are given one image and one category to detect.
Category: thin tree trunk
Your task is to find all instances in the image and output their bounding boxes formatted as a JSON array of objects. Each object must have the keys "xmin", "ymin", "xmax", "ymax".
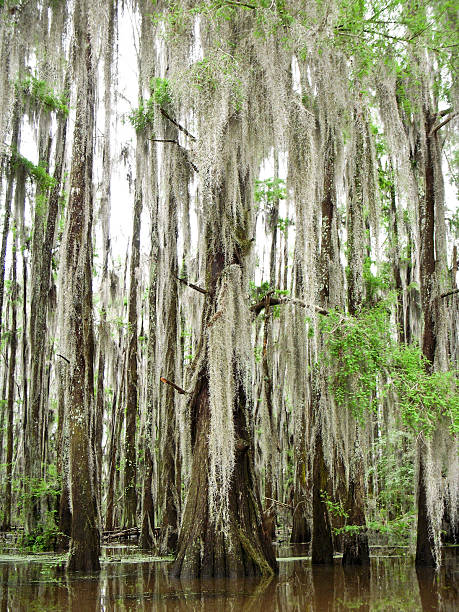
[
  {"xmin": 342, "ymin": 106, "xmax": 370, "ymax": 566},
  {"xmin": 290, "ymin": 412, "xmax": 311, "ymax": 544},
  {"xmin": 342, "ymin": 430, "xmax": 370, "ymax": 565},
  {"xmin": 122, "ymin": 164, "xmax": 142, "ymax": 529},
  {"xmin": 311, "ymin": 424, "xmax": 334, "ymax": 564},
  {"xmin": 261, "ymin": 297, "xmax": 277, "ymax": 540},
  {"xmin": 64, "ymin": 0, "xmax": 99, "ymax": 571},
  {"xmin": 415, "ymin": 108, "xmax": 439, "ymax": 567},
  {"xmin": 0, "ymin": 102, "xmax": 20, "ymax": 338},
  {"xmin": 389, "ymin": 166, "xmax": 405, "ymax": 344},
  {"xmin": 0, "ymin": 233, "xmax": 17, "ymax": 531},
  {"xmin": 139, "ymin": 194, "xmax": 158, "ymax": 549}
]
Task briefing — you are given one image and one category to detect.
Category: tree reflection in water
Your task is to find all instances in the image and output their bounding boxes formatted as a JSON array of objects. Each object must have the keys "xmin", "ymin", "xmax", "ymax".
[{"xmin": 0, "ymin": 549, "xmax": 457, "ymax": 610}]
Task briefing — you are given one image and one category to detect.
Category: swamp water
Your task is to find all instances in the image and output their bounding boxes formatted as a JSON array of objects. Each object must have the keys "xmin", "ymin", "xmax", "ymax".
[{"xmin": 0, "ymin": 545, "xmax": 457, "ymax": 611}]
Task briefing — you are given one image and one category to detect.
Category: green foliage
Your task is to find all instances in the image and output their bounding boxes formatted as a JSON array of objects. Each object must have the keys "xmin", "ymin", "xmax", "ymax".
[
  {"xmin": 129, "ymin": 96, "xmax": 155, "ymax": 132},
  {"xmin": 321, "ymin": 490, "xmax": 349, "ymax": 519},
  {"xmin": 332, "ymin": 514, "xmax": 414, "ymax": 541},
  {"xmin": 17, "ymin": 75, "xmax": 69, "ymax": 116},
  {"xmin": 250, "ymin": 280, "xmax": 271, "ymax": 303},
  {"xmin": 129, "ymin": 78, "xmax": 173, "ymax": 132},
  {"xmin": 391, "ymin": 345, "xmax": 458, "ymax": 437},
  {"xmin": 319, "ymin": 301, "xmax": 392, "ymax": 420},
  {"xmin": 277, "ymin": 216, "xmax": 294, "ymax": 234},
  {"xmin": 18, "ymin": 520, "xmax": 64, "ymax": 552},
  {"xmin": 9, "ymin": 465, "xmax": 62, "ymax": 550},
  {"xmin": 363, "ymin": 257, "xmax": 391, "ymax": 302},
  {"xmin": 150, "ymin": 76, "xmax": 172, "ymax": 107},
  {"xmin": 320, "ymin": 301, "xmax": 458, "ymax": 436},
  {"xmin": 13, "ymin": 466, "xmax": 61, "ymax": 509},
  {"xmin": 10, "ymin": 151, "xmax": 55, "ymax": 191},
  {"xmin": 254, "ymin": 177, "xmax": 287, "ymax": 207},
  {"xmin": 372, "ymin": 430, "xmax": 415, "ymax": 518},
  {"xmin": 249, "ymin": 280, "xmax": 289, "ymax": 304}
]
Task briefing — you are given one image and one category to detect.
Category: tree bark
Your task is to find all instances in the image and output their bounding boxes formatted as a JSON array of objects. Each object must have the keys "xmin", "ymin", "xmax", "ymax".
[
  {"xmin": 415, "ymin": 440, "xmax": 436, "ymax": 566},
  {"xmin": 139, "ymin": 195, "xmax": 159, "ymax": 549},
  {"xmin": 0, "ymin": 232, "xmax": 17, "ymax": 531},
  {"xmin": 342, "ymin": 434, "xmax": 370, "ymax": 566},
  {"xmin": 64, "ymin": 0, "xmax": 99, "ymax": 572},
  {"xmin": 290, "ymin": 414, "xmax": 311, "ymax": 544},
  {"xmin": 415, "ymin": 108, "xmax": 441, "ymax": 567},
  {"xmin": 311, "ymin": 425, "xmax": 334, "ymax": 564},
  {"xmin": 171, "ymin": 367, "xmax": 277, "ymax": 578},
  {"xmin": 123, "ymin": 174, "xmax": 142, "ymax": 528},
  {"xmin": 157, "ymin": 109, "xmax": 181, "ymax": 553}
]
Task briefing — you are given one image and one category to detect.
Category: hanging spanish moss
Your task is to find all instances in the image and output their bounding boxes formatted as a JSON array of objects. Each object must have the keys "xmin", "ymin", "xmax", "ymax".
[{"xmin": 0, "ymin": 0, "xmax": 457, "ymax": 588}]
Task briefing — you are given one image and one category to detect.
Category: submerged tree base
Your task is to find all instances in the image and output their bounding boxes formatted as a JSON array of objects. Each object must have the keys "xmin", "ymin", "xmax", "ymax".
[
  {"xmin": 170, "ymin": 376, "xmax": 278, "ymax": 579},
  {"xmin": 342, "ymin": 532, "xmax": 370, "ymax": 566},
  {"xmin": 67, "ymin": 538, "xmax": 100, "ymax": 573}
]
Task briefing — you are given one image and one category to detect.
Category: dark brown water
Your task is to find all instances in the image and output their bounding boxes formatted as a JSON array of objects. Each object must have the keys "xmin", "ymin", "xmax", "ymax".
[{"xmin": 0, "ymin": 545, "xmax": 457, "ymax": 611}]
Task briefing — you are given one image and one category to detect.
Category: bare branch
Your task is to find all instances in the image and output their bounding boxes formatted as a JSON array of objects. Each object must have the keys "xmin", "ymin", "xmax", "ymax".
[
  {"xmin": 438, "ymin": 107, "xmax": 453, "ymax": 118},
  {"xmin": 57, "ymin": 353, "xmax": 70, "ymax": 364},
  {"xmin": 159, "ymin": 108, "xmax": 196, "ymax": 141},
  {"xmin": 441, "ymin": 288, "xmax": 459, "ymax": 299},
  {"xmin": 150, "ymin": 138, "xmax": 179, "ymax": 144},
  {"xmin": 150, "ymin": 139, "xmax": 199, "ymax": 172},
  {"xmin": 175, "ymin": 275, "xmax": 207, "ymax": 295},
  {"xmin": 430, "ymin": 111, "xmax": 458, "ymax": 136},
  {"xmin": 160, "ymin": 377, "xmax": 188, "ymax": 395},
  {"xmin": 250, "ymin": 295, "xmax": 328, "ymax": 316}
]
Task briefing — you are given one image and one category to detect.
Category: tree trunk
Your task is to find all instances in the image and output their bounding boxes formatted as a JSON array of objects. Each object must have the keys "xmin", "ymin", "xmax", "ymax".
[
  {"xmin": 170, "ymin": 148, "xmax": 277, "ymax": 578},
  {"xmin": 0, "ymin": 232, "xmax": 17, "ymax": 531},
  {"xmin": 311, "ymin": 425, "xmax": 334, "ymax": 564},
  {"xmin": 123, "ymin": 174, "xmax": 142, "ymax": 528},
  {"xmin": 171, "ymin": 369, "xmax": 277, "ymax": 578},
  {"xmin": 389, "ymin": 167, "xmax": 406, "ymax": 344},
  {"xmin": 158, "ymin": 110, "xmax": 182, "ymax": 553},
  {"xmin": 139, "ymin": 445, "xmax": 155, "ymax": 549},
  {"xmin": 261, "ymin": 297, "xmax": 277, "ymax": 541},
  {"xmin": 64, "ymin": 0, "xmax": 99, "ymax": 572},
  {"xmin": 105, "ymin": 383, "xmax": 121, "ymax": 531},
  {"xmin": 415, "ymin": 440, "xmax": 436, "ymax": 566},
  {"xmin": 342, "ymin": 106, "xmax": 370, "ymax": 565},
  {"xmin": 415, "ymin": 108, "xmax": 440, "ymax": 567},
  {"xmin": 0, "ymin": 98, "xmax": 20, "ymax": 340},
  {"xmin": 290, "ymin": 414, "xmax": 311, "ymax": 544},
  {"xmin": 139, "ymin": 199, "xmax": 159, "ymax": 549},
  {"xmin": 342, "ymin": 435, "xmax": 370, "ymax": 566}
]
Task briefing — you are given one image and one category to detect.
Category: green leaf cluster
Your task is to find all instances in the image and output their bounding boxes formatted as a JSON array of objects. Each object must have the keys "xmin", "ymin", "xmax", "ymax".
[
  {"xmin": 151, "ymin": 76, "xmax": 172, "ymax": 107},
  {"xmin": 18, "ymin": 522, "xmax": 64, "ymax": 552},
  {"xmin": 391, "ymin": 345, "xmax": 458, "ymax": 437},
  {"xmin": 17, "ymin": 75, "xmax": 69, "ymax": 116},
  {"xmin": 319, "ymin": 301, "xmax": 391, "ymax": 420},
  {"xmin": 319, "ymin": 302, "xmax": 458, "ymax": 437},
  {"xmin": 10, "ymin": 151, "xmax": 55, "ymax": 191},
  {"xmin": 129, "ymin": 97, "xmax": 155, "ymax": 133},
  {"xmin": 129, "ymin": 78, "xmax": 173, "ymax": 133},
  {"xmin": 249, "ymin": 280, "xmax": 289, "ymax": 304},
  {"xmin": 277, "ymin": 216, "xmax": 294, "ymax": 234},
  {"xmin": 321, "ymin": 490, "xmax": 349, "ymax": 519},
  {"xmin": 254, "ymin": 177, "xmax": 287, "ymax": 207}
]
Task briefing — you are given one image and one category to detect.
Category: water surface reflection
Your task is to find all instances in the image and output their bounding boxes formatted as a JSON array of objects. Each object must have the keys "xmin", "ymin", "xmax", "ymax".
[{"xmin": 0, "ymin": 547, "xmax": 457, "ymax": 610}]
